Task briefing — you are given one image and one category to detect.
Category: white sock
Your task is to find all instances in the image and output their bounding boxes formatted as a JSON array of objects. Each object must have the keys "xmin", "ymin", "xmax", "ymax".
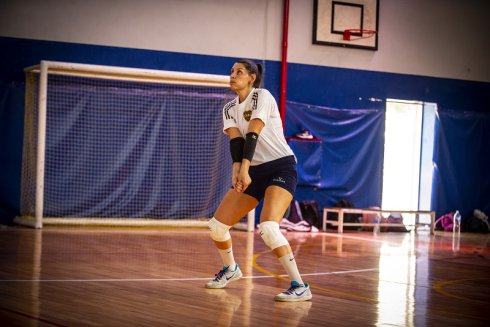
[
  {"xmin": 278, "ymin": 253, "xmax": 304, "ymax": 285},
  {"xmin": 218, "ymin": 247, "xmax": 236, "ymax": 269}
]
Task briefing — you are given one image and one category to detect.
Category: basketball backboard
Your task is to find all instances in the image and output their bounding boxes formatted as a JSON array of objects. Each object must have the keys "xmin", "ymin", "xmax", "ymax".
[{"xmin": 313, "ymin": 0, "xmax": 379, "ymax": 50}]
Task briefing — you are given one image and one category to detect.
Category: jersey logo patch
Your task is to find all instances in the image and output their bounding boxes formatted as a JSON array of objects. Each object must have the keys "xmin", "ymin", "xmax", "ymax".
[
  {"xmin": 243, "ymin": 108, "xmax": 252, "ymax": 121},
  {"xmin": 243, "ymin": 91, "xmax": 258, "ymax": 122}
]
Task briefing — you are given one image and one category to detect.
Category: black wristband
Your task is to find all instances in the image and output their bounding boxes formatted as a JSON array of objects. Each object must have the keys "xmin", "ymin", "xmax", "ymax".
[
  {"xmin": 243, "ymin": 132, "xmax": 259, "ymax": 162},
  {"xmin": 230, "ymin": 137, "xmax": 245, "ymax": 162}
]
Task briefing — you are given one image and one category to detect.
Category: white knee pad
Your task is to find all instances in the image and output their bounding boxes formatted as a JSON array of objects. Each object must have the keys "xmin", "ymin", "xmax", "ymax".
[
  {"xmin": 259, "ymin": 221, "xmax": 289, "ymax": 250},
  {"xmin": 208, "ymin": 217, "xmax": 231, "ymax": 242}
]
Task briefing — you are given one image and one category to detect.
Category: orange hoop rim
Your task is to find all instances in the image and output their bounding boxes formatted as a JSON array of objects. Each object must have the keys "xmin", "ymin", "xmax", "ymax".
[{"xmin": 343, "ymin": 29, "xmax": 377, "ymax": 41}]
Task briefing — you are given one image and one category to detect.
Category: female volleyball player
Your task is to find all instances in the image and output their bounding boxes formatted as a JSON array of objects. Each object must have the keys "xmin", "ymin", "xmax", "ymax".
[{"xmin": 205, "ymin": 59, "xmax": 312, "ymax": 302}]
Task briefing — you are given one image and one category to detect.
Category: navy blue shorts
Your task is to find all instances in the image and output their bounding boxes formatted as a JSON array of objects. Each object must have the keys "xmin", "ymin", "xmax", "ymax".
[{"xmin": 244, "ymin": 155, "xmax": 297, "ymax": 201}]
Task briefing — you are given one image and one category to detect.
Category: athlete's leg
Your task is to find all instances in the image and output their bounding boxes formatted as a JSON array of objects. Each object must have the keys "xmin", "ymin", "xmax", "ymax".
[
  {"xmin": 211, "ymin": 188, "xmax": 258, "ymax": 254},
  {"xmin": 259, "ymin": 186, "xmax": 312, "ymax": 301},
  {"xmin": 215, "ymin": 189, "xmax": 259, "ymax": 226},
  {"xmin": 206, "ymin": 189, "xmax": 258, "ymax": 289},
  {"xmin": 259, "ymin": 186, "xmax": 303, "ymax": 281}
]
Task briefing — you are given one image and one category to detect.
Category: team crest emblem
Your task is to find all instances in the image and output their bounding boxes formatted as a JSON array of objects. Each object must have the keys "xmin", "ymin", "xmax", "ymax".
[{"xmin": 243, "ymin": 108, "xmax": 252, "ymax": 121}]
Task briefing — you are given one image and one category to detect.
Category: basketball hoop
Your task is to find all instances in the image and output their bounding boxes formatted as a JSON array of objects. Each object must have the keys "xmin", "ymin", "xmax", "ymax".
[{"xmin": 343, "ymin": 29, "xmax": 377, "ymax": 41}]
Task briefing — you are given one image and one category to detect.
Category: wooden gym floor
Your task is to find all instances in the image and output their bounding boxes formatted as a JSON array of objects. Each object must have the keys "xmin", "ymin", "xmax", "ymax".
[{"xmin": 0, "ymin": 225, "xmax": 489, "ymax": 326}]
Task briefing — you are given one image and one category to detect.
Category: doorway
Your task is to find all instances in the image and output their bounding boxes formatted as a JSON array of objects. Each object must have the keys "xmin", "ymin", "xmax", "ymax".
[{"xmin": 381, "ymin": 100, "xmax": 436, "ymax": 225}]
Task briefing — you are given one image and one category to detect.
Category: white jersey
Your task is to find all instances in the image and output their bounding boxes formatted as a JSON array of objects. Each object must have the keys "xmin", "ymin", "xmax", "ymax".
[{"xmin": 222, "ymin": 88, "xmax": 295, "ymax": 166}]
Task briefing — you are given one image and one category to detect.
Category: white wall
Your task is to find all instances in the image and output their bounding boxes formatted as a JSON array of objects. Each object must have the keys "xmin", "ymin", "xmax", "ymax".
[
  {"xmin": 0, "ymin": 0, "xmax": 283, "ymax": 59},
  {"xmin": 288, "ymin": 0, "xmax": 489, "ymax": 82},
  {"xmin": 1, "ymin": 0, "xmax": 488, "ymax": 82}
]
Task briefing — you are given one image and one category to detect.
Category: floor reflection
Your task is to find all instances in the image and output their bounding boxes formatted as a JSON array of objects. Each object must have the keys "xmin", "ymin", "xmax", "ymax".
[
  {"xmin": 273, "ymin": 300, "xmax": 313, "ymax": 327},
  {"xmin": 204, "ymin": 289, "xmax": 242, "ymax": 327},
  {"xmin": 376, "ymin": 233, "xmax": 422, "ymax": 327}
]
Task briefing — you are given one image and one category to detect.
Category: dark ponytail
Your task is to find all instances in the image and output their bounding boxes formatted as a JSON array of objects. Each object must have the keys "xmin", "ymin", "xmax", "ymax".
[
  {"xmin": 236, "ymin": 59, "xmax": 263, "ymax": 88},
  {"xmin": 256, "ymin": 64, "xmax": 263, "ymax": 88}
]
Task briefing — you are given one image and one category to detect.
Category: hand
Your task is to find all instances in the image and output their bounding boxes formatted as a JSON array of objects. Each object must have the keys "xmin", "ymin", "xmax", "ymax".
[
  {"xmin": 234, "ymin": 181, "xmax": 244, "ymax": 192},
  {"xmin": 235, "ymin": 170, "xmax": 252, "ymax": 193}
]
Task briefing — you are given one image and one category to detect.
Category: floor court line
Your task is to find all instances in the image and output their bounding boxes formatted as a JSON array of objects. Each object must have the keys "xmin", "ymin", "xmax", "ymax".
[{"xmin": 0, "ymin": 267, "xmax": 378, "ymax": 283}]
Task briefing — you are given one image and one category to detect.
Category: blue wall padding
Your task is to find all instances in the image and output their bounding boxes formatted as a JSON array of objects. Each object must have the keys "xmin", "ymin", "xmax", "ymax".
[{"xmin": 0, "ymin": 82, "xmax": 25, "ymax": 224}]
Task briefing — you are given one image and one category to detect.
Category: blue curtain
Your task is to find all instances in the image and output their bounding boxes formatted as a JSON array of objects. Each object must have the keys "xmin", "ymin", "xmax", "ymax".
[
  {"xmin": 286, "ymin": 101, "xmax": 385, "ymax": 210},
  {"xmin": 432, "ymin": 108, "xmax": 490, "ymax": 219},
  {"xmin": 40, "ymin": 77, "xmax": 232, "ymax": 219}
]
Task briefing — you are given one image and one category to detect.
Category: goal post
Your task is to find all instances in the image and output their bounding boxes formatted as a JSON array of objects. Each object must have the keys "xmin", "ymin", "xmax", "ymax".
[{"xmin": 15, "ymin": 60, "xmax": 254, "ymax": 231}]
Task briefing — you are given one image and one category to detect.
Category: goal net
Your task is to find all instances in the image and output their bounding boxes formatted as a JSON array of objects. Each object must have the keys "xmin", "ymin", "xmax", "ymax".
[{"xmin": 16, "ymin": 61, "xmax": 253, "ymax": 230}]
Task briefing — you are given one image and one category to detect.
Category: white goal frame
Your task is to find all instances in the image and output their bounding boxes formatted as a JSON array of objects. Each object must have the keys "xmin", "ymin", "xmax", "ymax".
[{"xmin": 15, "ymin": 60, "xmax": 254, "ymax": 231}]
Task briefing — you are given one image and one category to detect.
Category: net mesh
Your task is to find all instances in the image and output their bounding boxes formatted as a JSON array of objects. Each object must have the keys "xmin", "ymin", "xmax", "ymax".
[{"xmin": 20, "ymin": 67, "xmax": 234, "ymax": 225}]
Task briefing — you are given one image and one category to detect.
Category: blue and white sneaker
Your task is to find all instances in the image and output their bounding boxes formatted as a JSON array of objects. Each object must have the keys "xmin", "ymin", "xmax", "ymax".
[
  {"xmin": 205, "ymin": 264, "xmax": 243, "ymax": 289},
  {"xmin": 274, "ymin": 281, "xmax": 312, "ymax": 302}
]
